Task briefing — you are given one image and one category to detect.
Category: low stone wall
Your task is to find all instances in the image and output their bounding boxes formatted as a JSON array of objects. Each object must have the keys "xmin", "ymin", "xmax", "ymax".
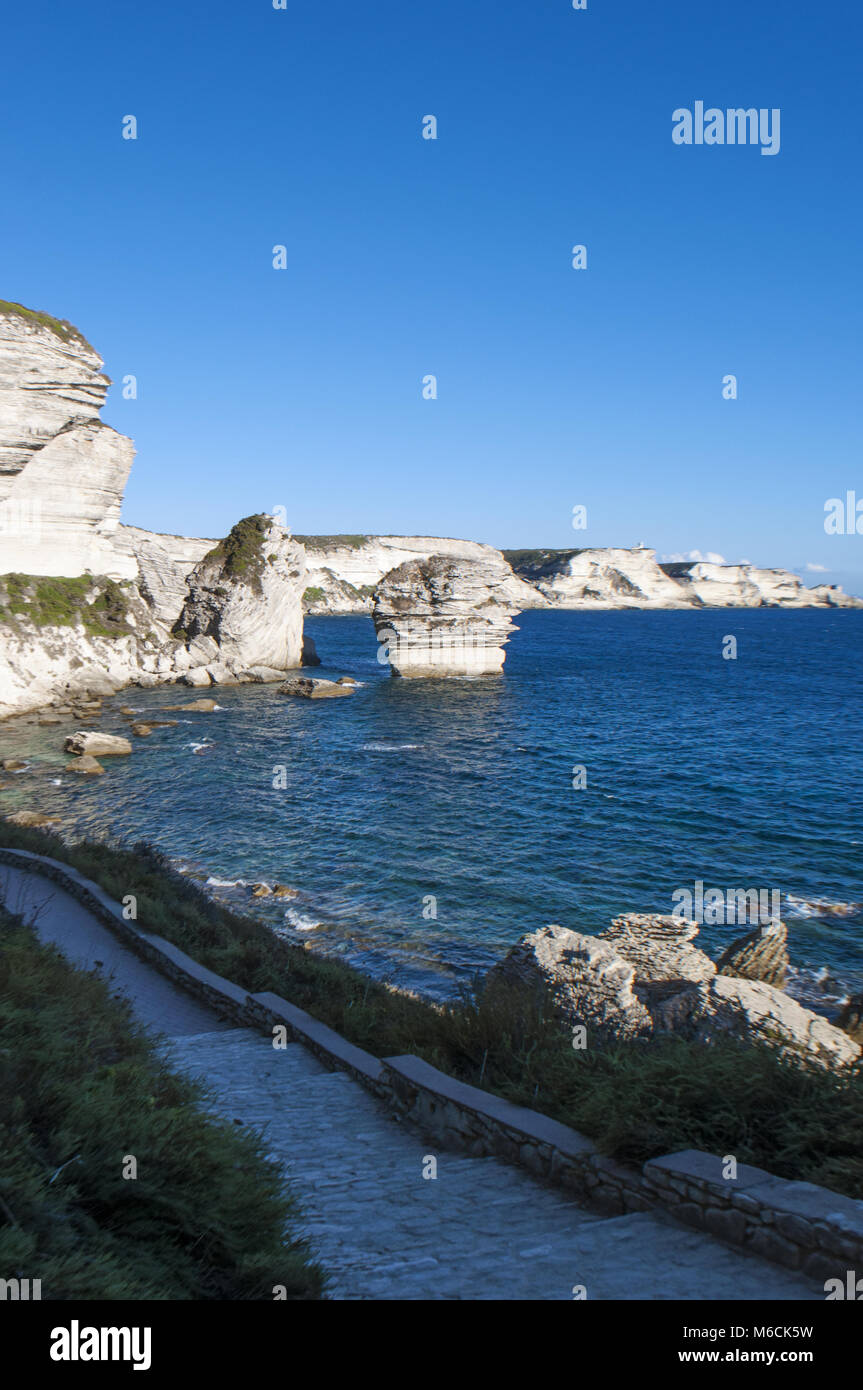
[
  {"xmin": 2, "ymin": 846, "xmax": 861, "ymax": 1282},
  {"xmin": 381, "ymin": 1053, "xmax": 863, "ymax": 1281}
]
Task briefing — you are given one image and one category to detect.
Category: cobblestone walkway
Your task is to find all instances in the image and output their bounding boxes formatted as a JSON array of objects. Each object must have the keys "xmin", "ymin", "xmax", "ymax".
[{"xmin": 2, "ymin": 863, "xmax": 822, "ymax": 1301}]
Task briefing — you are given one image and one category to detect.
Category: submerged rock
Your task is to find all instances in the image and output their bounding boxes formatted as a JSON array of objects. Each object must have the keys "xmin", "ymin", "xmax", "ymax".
[
  {"xmin": 70, "ymin": 754, "xmax": 105, "ymax": 776},
  {"xmin": 238, "ymin": 666, "xmax": 288, "ymax": 683},
  {"xmin": 716, "ymin": 920, "xmax": 789, "ymax": 988},
  {"xmin": 63, "ymin": 731, "xmax": 132, "ymax": 757},
  {"xmin": 162, "ymin": 698, "xmax": 218, "ymax": 712},
  {"xmin": 278, "ymin": 677, "xmax": 353, "ymax": 699}
]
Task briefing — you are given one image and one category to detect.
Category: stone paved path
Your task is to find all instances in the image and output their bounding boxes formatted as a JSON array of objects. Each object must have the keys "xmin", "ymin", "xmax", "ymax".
[{"xmin": 1, "ymin": 862, "xmax": 822, "ymax": 1301}]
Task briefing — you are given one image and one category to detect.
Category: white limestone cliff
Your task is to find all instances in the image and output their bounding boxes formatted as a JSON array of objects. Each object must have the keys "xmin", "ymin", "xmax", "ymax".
[
  {"xmin": 114, "ymin": 525, "xmax": 215, "ymax": 628},
  {"xmin": 517, "ymin": 546, "xmax": 691, "ymax": 609},
  {"xmin": 665, "ymin": 560, "xmax": 858, "ymax": 609},
  {"xmin": 173, "ymin": 516, "xmax": 305, "ymax": 676},
  {"xmin": 0, "ymin": 303, "xmax": 137, "ymax": 579},
  {"xmin": 0, "ymin": 304, "xmax": 309, "ymax": 714}
]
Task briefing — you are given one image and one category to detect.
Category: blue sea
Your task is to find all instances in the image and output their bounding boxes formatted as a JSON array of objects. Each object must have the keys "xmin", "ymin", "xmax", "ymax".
[{"xmin": 4, "ymin": 609, "xmax": 862, "ymax": 1006}]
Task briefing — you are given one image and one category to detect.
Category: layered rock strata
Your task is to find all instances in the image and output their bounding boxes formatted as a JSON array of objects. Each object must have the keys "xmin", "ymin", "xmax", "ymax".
[
  {"xmin": 0, "ymin": 302, "xmax": 137, "ymax": 579},
  {"xmin": 716, "ymin": 921, "xmax": 790, "ymax": 988},
  {"xmin": 494, "ymin": 917, "xmax": 860, "ymax": 1070},
  {"xmin": 372, "ymin": 552, "xmax": 525, "ymax": 677}
]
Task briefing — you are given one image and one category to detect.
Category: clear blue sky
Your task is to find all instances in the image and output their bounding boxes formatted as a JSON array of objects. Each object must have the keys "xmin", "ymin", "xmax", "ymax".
[{"xmin": 2, "ymin": 1, "xmax": 861, "ymax": 591}]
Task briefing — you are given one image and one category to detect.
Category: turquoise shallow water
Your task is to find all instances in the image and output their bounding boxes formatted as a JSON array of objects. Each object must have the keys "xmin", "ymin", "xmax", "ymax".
[{"xmin": 2, "ymin": 609, "xmax": 862, "ymax": 1002}]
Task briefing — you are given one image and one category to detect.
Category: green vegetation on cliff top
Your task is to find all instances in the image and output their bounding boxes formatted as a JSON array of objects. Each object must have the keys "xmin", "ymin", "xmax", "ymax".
[
  {"xmin": 0, "ymin": 300, "xmax": 91, "ymax": 349},
  {"xmin": 203, "ymin": 514, "xmax": 271, "ymax": 594},
  {"xmin": 294, "ymin": 534, "xmax": 369, "ymax": 550},
  {"xmin": 0, "ymin": 574, "xmax": 133, "ymax": 638},
  {"xmin": 502, "ymin": 548, "xmax": 586, "ymax": 578}
]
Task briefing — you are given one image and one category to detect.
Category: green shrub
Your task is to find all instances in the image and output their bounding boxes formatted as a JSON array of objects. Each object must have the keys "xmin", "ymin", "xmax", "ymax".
[
  {"xmin": 0, "ymin": 904, "xmax": 322, "ymax": 1300},
  {"xmin": 203, "ymin": 516, "xmax": 270, "ymax": 594}
]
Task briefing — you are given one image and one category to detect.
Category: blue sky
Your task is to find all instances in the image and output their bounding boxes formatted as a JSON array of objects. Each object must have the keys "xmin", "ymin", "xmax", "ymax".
[{"xmin": 2, "ymin": 0, "xmax": 861, "ymax": 591}]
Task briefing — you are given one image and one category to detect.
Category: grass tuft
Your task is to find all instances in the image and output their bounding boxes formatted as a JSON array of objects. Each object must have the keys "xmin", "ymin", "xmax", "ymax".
[{"xmin": 0, "ymin": 904, "xmax": 323, "ymax": 1299}]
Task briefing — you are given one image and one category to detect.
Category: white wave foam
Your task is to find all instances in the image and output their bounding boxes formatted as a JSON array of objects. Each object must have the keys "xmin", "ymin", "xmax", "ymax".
[
  {"xmin": 205, "ymin": 876, "xmax": 247, "ymax": 888},
  {"xmin": 284, "ymin": 907, "xmax": 321, "ymax": 932},
  {"xmin": 362, "ymin": 743, "xmax": 421, "ymax": 752},
  {"xmin": 784, "ymin": 894, "xmax": 861, "ymax": 919}
]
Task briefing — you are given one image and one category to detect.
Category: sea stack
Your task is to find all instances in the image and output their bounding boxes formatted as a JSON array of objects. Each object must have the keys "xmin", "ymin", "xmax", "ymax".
[
  {"xmin": 372, "ymin": 552, "xmax": 523, "ymax": 677},
  {"xmin": 173, "ymin": 514, "xmax": 306, "ymax": 675}
]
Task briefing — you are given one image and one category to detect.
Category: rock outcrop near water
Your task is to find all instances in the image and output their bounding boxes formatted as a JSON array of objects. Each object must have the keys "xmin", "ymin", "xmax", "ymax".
[
  {"xmin": 278, "ymin": 676, "xmax": 354, "ymax": 699},
  {"xmin": 173, "ymin": 515, "xmax": 305, "ymax": 678},
  {"xmin": 716, "ymin": 921, "xmax": 790, "ymax": 988},
  {"xmin": 495, "ymin": 917, "xmax": 860, "ymax": 1070},
  {"xmin": 372, "ymin": 552, "xmax": 524, "ymax": 677}
]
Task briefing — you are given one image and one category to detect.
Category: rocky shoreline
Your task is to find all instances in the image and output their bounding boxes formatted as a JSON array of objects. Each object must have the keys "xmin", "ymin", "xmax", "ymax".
[
  {"xmin": 3, "ymin": 702, "xmax": 861, "ymax": 1070},
  {"xmin": 1, "ymin": 300, "xmax": 860, "ymax": 720}
]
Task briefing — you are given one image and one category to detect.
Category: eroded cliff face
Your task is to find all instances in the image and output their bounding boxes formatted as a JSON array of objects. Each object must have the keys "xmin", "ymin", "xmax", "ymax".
[
  {"xmin": 506, "ymin": 547, "xmax": 862, "ymax": 610},
  {"xmin": 114, "ymin": 526, "xmax": 215, "ymax": 628},
  {"xmin": 524, "ymin": 547, "xmax": 691, "ymax": 609},
  {"xmin": 174, "ymin": 516, "xmax": 305, "ymax": 677},
  {"xmin": 373, "ymin": 550, "xmax": 524, "ymax": 676},
  {"xmin": 0, "ymin": 304, "xmax": 137, "ymax": 579},
  {"xmin": 665, "ymin": 561, "xmax": 857, "ymax": 608}
]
